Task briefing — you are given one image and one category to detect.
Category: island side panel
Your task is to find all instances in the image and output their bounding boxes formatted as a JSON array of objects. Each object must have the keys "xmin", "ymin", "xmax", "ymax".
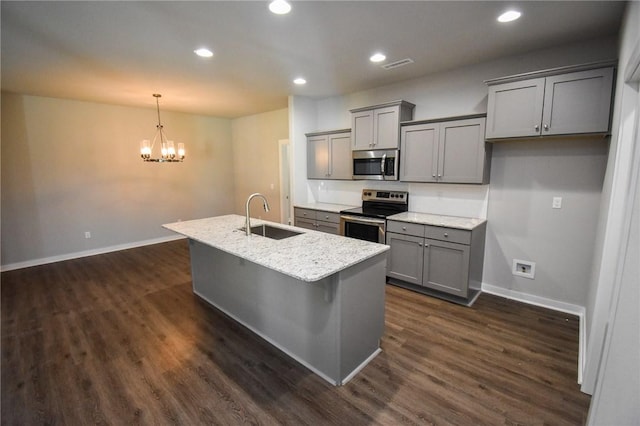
[
  {"xmin": 337, "ymin": 252, "xmax": 386, "ymax": 383},
  {"xmin": 188, "ymin": 239, "xmax": 341, "ymax": 384}
]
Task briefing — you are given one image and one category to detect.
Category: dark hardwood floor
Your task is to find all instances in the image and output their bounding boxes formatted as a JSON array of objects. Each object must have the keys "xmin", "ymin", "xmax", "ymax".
[{"xmin": 1, "ymin": 240, "xmax": 590, "ymax": 425}]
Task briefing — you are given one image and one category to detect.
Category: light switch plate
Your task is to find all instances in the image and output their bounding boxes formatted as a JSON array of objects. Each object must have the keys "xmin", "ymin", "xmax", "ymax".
[{"xmin": 552, "ymin": 197, "xmax": 562, "ymax": 209}]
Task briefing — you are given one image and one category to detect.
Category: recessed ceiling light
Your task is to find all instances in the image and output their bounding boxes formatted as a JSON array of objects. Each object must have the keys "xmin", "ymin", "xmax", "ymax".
[
  {"xmin": 269, "ymin": 0, "xmax": 291, "ymax": 15},
  {"xmin": 370, "ymin": 53, "xmax": 386, "ymax": 63},
  {"xmin": 194, "ymin": 48, "xmax": 213, "ymax": 58},
  {"xmin": 293, "ymin": 77, "xmax": 307, "ymax": 85},
  {"xmin": 497, "ymin": 10, "xmax": 521, "ymax": 23}
]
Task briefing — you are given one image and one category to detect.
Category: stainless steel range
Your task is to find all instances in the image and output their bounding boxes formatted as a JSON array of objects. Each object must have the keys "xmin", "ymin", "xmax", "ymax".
[{"xmin": 340, "ymin": 189, "xmax": 409, "ymax": 244}]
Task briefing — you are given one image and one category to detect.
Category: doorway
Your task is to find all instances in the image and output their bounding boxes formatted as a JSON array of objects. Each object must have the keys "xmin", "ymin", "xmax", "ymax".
[{"xmin": 278, "ymin": 139, "xmax": 292, "ymax": 225}]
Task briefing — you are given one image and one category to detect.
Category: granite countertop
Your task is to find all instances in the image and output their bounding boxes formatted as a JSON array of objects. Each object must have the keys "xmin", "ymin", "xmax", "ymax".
[
  {"xmin": 387, "ymin": 212, "xmax": 486, "ymax": 230},
  {"xmin": 294, "ymin": 202, "xmax": 358, "ymax": 213},
  {"xmin": 163, "ymin": 214, "xmax": 388, "ymax": 282}
]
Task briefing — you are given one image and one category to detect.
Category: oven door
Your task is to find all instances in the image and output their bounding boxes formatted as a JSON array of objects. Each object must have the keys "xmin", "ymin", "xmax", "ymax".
[{"xmin": 340, "ymin": 215, "xmax": 386, "ymax": 244}]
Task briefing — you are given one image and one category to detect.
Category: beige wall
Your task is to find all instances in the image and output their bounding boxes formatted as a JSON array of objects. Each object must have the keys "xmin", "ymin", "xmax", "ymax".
[
  {"xmin": 231, "ymin": 108, "xmax": 289, "ymax": 223},
  {"xmin": 1, "ymin": 93, "xmax": 236, "ymax": 267}
]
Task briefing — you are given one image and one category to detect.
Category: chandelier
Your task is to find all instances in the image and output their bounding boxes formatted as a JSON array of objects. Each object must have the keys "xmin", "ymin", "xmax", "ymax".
[{"xmin": 140, "ymin": 94, "xmax": 185, "ymax": 162}]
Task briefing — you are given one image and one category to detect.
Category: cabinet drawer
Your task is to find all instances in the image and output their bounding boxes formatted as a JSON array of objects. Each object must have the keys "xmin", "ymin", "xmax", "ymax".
[
  {"xmin": 424, "ymin": 226, "xmax": 470, "ymax": 245},
  {"xmin": 386, "ymin": 220, "xmax": 425, "ymax": 237},
  {"xmin": 294, "ymin": 208, "xmax": 316, "ymax": 220},
  {"xmin": 316, "ymin": 220, "xmax": 340, "ymax": 234},
  {"xmin": 317, "ymin": 211, "xmax": 340, "ymax": 224},
  {"xmin": 294, "ymin": 217, "xmax": 316, "ymax": 230}
]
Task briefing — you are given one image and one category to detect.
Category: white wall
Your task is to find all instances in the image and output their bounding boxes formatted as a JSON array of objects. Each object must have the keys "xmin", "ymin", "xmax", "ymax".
[
  {"xmin": 231, "ymin": 108, "xmax": 289, "ymax": 223},
  {"xmin": 290, "ymin": 36, "xmax": 616, "ymax": 309},
  {"xmin": 483, "ymin": 138, "xmax": 608, "ymax": 307},
  {"xmin": 1, "ymin": 93, "xmax": 235, "ymax": 269},
  {"xmin": 583, "ymin": 1, "xmax": 640, "ymax": 416}
]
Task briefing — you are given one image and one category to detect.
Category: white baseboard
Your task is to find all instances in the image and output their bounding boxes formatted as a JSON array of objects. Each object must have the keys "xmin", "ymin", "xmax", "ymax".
[
  {"xmin": 1, "ymin": 235, "xmax": 186, "ymax": 272},
  {"xmin": 481, "ymin": 283, "xmax": 586, "ymax": 384}
]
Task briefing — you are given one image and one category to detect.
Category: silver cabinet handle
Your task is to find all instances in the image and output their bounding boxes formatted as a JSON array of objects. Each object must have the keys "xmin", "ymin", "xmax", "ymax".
[
  {"xmin": 425, "ymin": 244, "xmax": 429, "ymax": 247},
  {"xmin": 325, "ymin": 215, "xmax": 329, "ymax": 219},
  {"xmin": 543, "ymin": 124, "xmax": 549, "ymax": 131},
  {"xmin": 438, "ymin": 174, "xmax": 442, "ymax": 178},
  {"xmin": 432, "ymin": 174, "xmax": 436, "ymax": 178},
  {"xmin": 444, "ymin": 233, "xmax": 448, "ymax": 237},
  {"xmin": 402, "ymin": 226, "xmax": 407, "ymax": 231},
  {"xmin": 418, "ymin": 242, "xmax": 422, "ymax": 247},
  {"xmin": 535, "ymin": 124, "xmax": 540, "ymax": 131}
]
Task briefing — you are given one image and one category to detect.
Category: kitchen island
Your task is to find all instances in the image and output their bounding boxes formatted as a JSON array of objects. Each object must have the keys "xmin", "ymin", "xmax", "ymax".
[{"xmin": 163, "ymin": 215, "xmax": 389, "ymax": 385}]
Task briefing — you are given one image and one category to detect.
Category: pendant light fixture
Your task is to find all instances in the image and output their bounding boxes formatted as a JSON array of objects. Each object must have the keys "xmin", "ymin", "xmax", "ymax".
[{"xmin": 140, "ymin": 94, "xmax": 185, "ymax": 162}]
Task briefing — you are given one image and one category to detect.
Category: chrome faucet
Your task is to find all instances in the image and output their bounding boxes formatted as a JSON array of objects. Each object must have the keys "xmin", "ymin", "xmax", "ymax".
[{"xmin": 245, "ymin": 193, "xmax": 271, "ymax": 236}]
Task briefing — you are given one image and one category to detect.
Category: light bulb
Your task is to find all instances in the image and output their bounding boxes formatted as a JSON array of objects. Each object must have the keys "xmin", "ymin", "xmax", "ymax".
[
  {"xmin": 269, "ymin": 0, "xmax": 291, "ymax": 15},
  {"xmin": 161, "ymin": 142, "xmax": 168, "ymax": 158},
  {"xmin": 497, "ymin": 10, "xmax": 521, "ymax": 23},
  {"xmin": 177, "ymin": 143, "xmax": 185, "ymax": 159},
  {"xmin": 167, "ymin": 141, "xmax": 176, "ymax": 158},
  {"xmin": 140, "ymin": 140, "xmax": 151, "ymax": 159}
]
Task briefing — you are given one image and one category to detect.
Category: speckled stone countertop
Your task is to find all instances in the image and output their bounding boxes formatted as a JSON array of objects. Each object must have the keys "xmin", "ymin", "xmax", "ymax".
[
  {"xmin": 387, "ymin": 212, "xmax": 486, "ymax": 230},
  {"xmin": 163, "ymin": 215, "xmax": 388, "ymax": 282},
  {"xmin": 294, "ymin": 202, "xmax": 357, "ymax": 213}
]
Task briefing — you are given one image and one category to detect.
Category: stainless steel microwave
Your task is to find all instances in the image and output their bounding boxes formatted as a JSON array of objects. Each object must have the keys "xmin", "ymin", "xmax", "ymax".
[{"xmin": 352, "ymin": 149, "xmax": 399, "ymax": 180}]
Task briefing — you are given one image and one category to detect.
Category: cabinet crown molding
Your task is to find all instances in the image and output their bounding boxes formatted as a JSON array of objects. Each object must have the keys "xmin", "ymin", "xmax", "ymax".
[
  {"xmin": 349, "ymin": 100, "xmax": 415, "ymax": 113},
  {"xmin": 401, "ymin": 113, "xmax": 486, "ymax": 127},
  {"xmin": 484, "ymin": 60, "xmax": 617, "ymax": 86},
  {"xmin": 305, "ymin": 128, "xmax": 351, "ymax": 137}
]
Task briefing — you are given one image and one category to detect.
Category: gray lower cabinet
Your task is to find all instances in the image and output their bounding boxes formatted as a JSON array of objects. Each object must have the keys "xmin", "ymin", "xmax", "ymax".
[
  {"xmin": 306, "ymin": 129, "xmax": 352, "ymax": 180},
  {"xmin": 294, "ymin": 207, "xmax": 340, "ymax": 235},
  {"xmin": 486, "ymin": 65, "xmax": 614, "ymax": 139},
  {"xmin": 386, "ymin": 220, "xmax": 486, "ymax": 300},
  {"xmin": 400, "ymin": 116, "xmax": 490, "ymax": 184}
]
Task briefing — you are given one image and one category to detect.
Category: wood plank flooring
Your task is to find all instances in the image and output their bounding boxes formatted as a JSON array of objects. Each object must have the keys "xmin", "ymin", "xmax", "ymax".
[{"xmin": 1, "ymin": 240, "xmax": 591, "ymax": 425}]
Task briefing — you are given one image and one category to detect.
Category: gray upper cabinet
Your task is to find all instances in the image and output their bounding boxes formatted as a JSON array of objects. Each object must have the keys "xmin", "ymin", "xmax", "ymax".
[
  {"xmin": 306, "ymin": 129, "xmax": 352, "ymax": 180},
  {"xmin": 350, "ymin": 100, "xmax": 415, "ymax": 150},
  {"xmin": 400, "ymin": 116, "xmax": 490, "ymax": 184},
  {"xmin": 486, "ymin": 78, "xmax": 545, "ymax": 139},
  {"xmin": 486, "ymin": 64, "xmax": 615, "ymax": 139}
]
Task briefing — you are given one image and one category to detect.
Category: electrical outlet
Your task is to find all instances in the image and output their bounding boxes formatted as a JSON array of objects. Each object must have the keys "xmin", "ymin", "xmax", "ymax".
[
  {"xmin": 512, "ymin": 259, "xmax": 535, "ymax": 279},
  {"xmin": 84, "ymin": 231, "xmax": 91, "ymax": 239},
  {"xmin": 552, "ymin": 197, "xmax": 562, "ymax": 209}
]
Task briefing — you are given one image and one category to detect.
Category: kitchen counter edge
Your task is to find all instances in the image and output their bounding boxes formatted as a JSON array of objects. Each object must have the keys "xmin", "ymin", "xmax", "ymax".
[{"xmin": 387, "ymin": 212, "xmax": 486, "ymax": 230}]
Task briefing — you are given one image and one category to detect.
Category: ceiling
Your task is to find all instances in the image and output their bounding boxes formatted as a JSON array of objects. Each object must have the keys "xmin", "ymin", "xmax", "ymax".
[{"xmin": 1, "ymin": 1, "xmax": 625, "ymax": 118}]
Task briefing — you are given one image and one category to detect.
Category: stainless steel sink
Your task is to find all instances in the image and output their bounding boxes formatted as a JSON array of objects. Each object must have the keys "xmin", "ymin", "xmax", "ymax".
[{"xmin": 241, "ymin": 224, "xmax": 303, "ymax": 240}]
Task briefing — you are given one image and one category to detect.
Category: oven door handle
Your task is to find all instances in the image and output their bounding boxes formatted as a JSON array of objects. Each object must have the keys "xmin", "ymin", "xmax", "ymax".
[{"xmin": 340, "ymin": 215, "xmax": 386, "ymax": 225}]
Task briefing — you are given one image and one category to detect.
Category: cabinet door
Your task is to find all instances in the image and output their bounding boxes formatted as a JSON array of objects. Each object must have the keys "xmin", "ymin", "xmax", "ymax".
[
  {"xmin": 316, "ymin": 220, "xmax": 340, "ymax": 235},
  {"xmin": 400, "ymin": 123, "xmax": 439, "ymax": 182},
  {"xmin": 328, "ymin": 132, "xmax": 352, "ymax": 180},
  {"xmin": 307, "ymin": 135, "xmax": 329, "ymax": 179},
  {"xmin": 294, "ymin": 217, "xmax": 317, "ymax": 231},
  {"xmin": 374, "ymin": 106, "xmax": 401, "ymax": 149},
  {"xmin": 541, "ymin": 67, "xmax": 614, "ymax": 136},
  {"xmin": 422, "ymin": 239, "xmax": 470, "ymax": 297},
  {"xmin": 486, "ymin": 78, "xmax": 545, "ymax": 139},
  {"xmin": 351, "ymin": 110, "xmax": 374, "ymax": 150},
  {"xmin": 387, "ymin": 232, "xmax": 424, "ymax": 285},
  {"xmin": 438, "ymin": 118, "xmax": 487, "ymax": 184}
]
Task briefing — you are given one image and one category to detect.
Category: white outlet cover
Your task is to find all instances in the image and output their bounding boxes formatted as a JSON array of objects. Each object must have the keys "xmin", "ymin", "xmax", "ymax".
[
  {"xmin": 552, "ymin": 197, "xmax": 562, "ymax": 209},
  {"xmin": 512, "ymin": 259, "xmax": 536, "ymax": 279}
]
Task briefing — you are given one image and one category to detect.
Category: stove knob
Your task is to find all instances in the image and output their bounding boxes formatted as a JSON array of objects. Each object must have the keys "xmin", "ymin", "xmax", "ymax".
[{"xmin": 400, "ymin": 194, "xmax": 404, "ymax": 198}]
